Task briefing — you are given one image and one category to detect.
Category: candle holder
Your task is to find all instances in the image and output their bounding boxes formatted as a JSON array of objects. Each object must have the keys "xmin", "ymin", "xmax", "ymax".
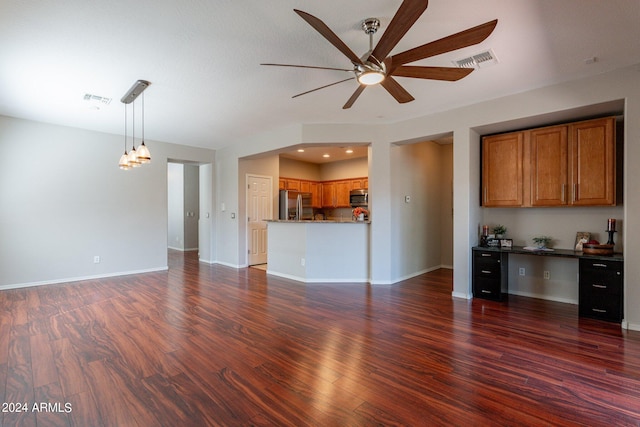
[{"xmin": 606, "ymin": 230, "xmax": 616, "ymax": 245}]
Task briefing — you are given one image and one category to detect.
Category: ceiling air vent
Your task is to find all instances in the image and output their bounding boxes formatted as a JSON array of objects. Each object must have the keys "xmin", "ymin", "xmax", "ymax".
[
  {"xmin": 83, "ymin": 93, "xmax": 112, "ymax": 109},
  {"xmin": 453, "ymin": 49, "xmax": 498, "ymax": 69}
]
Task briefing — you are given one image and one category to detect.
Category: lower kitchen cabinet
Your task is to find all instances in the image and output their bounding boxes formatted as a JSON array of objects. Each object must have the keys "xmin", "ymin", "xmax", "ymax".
[
  {"xmin": 579, "ymin": 258, "xmax": 623, "ymax": 322},
  {"xmin": 472, "ymin": 249, "xmax": 508, "ymax": 301}
]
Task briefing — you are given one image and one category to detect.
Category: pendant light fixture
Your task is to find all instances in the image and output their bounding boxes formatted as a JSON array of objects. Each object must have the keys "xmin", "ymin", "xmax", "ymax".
[{"xmin": 118, "ymin": 80, "xmax": 151, "ymax": 170}]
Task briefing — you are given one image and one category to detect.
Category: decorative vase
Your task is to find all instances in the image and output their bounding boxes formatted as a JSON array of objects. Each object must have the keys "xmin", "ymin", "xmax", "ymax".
[{"xmin": 358, "ymin": 213, "xmax": 364, "ymax": 221}]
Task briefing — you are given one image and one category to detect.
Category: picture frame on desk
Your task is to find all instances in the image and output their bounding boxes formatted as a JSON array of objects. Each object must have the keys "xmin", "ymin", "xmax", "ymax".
[{"xmin": 500, "ymin": 239, "xmax": 513, "ymax": 249}]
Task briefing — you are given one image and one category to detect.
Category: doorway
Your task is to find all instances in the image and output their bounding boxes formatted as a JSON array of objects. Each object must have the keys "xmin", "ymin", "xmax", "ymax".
[{"xmin": 167, "ymin": 161, "xmax": 213, "ymax": 265}]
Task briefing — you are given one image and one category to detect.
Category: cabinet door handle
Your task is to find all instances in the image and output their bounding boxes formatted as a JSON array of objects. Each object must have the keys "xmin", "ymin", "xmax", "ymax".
[
  {"xmin": 484, "ymin": 187, "xmax": 487, "ymax": 204},
  {"xmin": 481, "ymin": 290, "xmax": 492, "ymax": 294},
  {"xmin": 561, "ymin": 184, "xmax": 566, "ymax": 203},
  {"xmin": 593, "ymin": 263, "xmax": 607, "ymax": 268},
  {"xmin": 592, "ymin": 308, "xmax": 607, "ymax": 313},
  {"xmin": 481, "ymin": 270, "xmax": 492, "ymax": 274},
  {"xmin": 592, "ymin": 284, "xmax": 607, "ymax": 289},
  {"xmin": 573, "ymin": 183, "xmax": 577, "ymax": 202},
  {"xmin": 481, "ymin": 254, "xmax": 492, "ymax": 257}
]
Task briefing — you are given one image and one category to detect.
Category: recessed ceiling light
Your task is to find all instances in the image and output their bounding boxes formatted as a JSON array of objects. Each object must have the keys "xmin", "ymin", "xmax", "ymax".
[
  {"xmin": 322, "ymin": 154, "xmax": 330, "ymax": 158},
  {"xmin": 345, "ymin": 149, "xmax": 354, "ymax": 154},
  {"xmin": 297, "ymin": 149, "xmax": 305, "ymax": 152}
]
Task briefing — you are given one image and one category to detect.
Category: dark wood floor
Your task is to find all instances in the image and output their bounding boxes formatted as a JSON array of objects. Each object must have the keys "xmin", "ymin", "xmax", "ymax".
[{"xmin": 1, "ymin": 251, "xmax": 639, "ymax": 426}]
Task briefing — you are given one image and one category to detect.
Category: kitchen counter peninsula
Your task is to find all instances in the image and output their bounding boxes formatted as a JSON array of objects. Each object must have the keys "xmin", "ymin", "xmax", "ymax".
[{"xmin": 266, "ymin": 220, "xmax": 370, "ymax": 283}]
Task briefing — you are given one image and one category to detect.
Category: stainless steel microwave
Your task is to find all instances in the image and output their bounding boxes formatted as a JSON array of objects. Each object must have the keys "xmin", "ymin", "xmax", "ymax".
[{"xmin": 349, "ymin": 189, "xmax": 368, "ymax": 207}]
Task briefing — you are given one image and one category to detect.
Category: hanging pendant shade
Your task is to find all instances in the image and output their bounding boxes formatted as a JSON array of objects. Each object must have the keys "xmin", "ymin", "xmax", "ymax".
[
  {"xmin": 118, "ymin": 80, "xmax": 151, "ymax": 170},
  {"xmin": 137, "ymin": 142, "xmax": 151, "ymax": 164},
  {"xmin": 127, "ymin": 146, "xmax": 140, "ymax": 167},
  {"xmin": 119, "ymin": 151, "xmax": 131, "ymax": 170}
]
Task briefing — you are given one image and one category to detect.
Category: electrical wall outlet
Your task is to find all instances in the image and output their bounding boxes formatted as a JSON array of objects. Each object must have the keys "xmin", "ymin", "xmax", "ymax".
[
  {"xmin": 519, "ymin": 267, "xmax": 525, "ymax": 276},
  {"xmin": 301, "ymin": 258, "xmax": 305, "ymax": 266},
  {"xmin": 544, "ymin": 271, "xmax": 550, "ymax": 280},
  {"xmin": 93, "ymin": 256, "xmax": 100, "ymax": 264}
]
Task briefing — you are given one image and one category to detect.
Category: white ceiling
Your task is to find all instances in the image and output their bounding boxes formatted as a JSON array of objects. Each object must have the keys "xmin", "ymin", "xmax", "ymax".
[{"xmin": 1, "ymin": 0, "xmax": 639, "ymax": 151}]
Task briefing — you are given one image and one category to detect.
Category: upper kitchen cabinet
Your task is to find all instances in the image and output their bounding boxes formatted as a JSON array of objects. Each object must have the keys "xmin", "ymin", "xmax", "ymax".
[
  {"xmin": 482, "ymin": 132, "xmax": 524, "ymax": 207},
  {"xmin": 322, "ymin": 180, "xmax": 351, "ymax": 208},
  {"xmin": 309, "ymin": 182, "xmax": 322, "ymax": 208},
  {"xmin": 569, "ymin": 117, "xmax": 616, "ymax": 206},
  {"xmin": 284, "ymin": 179, "xmax": 300, "ymax": 191},
  {"xmin": 350, "ymin": 178, "xmax": 367, "ymax": 190},
  {"xmin": 529, "ymin": 125, "xmax": 569, "ymax": 206},
  {"xmin": 482, "ymin": 116, "xmax": 617, "ymax": 208}
]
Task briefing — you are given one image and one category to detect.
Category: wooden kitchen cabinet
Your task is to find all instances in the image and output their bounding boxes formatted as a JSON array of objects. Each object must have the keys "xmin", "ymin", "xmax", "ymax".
[
  {"xmin": 309, "ymin": 182, "xmax": 322, "ymax": 208},
  {"xmin": 351, "ymin": 179, "xmax": 366, "ymax": 190},
  {"xmin": 482, "ymin": 132, "xmax": 524, "ymax": 207},
  {"xmin": 321, "ymin": 180, "xmax": 352, "ymax": 207},
  {"xmin": 530, "ymin": 125, "xmax": 569, "ymax": 206},
  {"xmin": 570, "ymin": 117, "xmax": 616, "ymax": 206},
  {"xmin": 335, "ymin": 181, "xmax": 351, "ymax": 207},
  {"xmin": 322, "ymin": 182, "xmax": 335, "ymax": 208},
  {"xmin": 281, "ymin": 176, "xmax": 367, "ymax": 208},
  {"xmin": 285, "ymin": 179, "xmax": 300, "ymax": 190},
  {"xmin": 482, "ymin": 116, "xmax": 616, "ymax": 207}
]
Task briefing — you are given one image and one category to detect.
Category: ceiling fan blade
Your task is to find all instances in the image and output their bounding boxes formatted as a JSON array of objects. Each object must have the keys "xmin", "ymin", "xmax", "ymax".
[
  {"xmin": 292, "ymin": 77, "xmax": 355, "ymax": 99},
  {"xmin": 370, "ymin": 0, "xmax": 429, "ymax": 62},
  {"xmin": 389, "ymin": 19, "xmax": 498, "ymax": 67},
  {"xmin": 380, "ymin": 76, "xmax": 415, "ymax": 104},
  {"xmin": 261, "ymin": 63, "xmax": 353, "ymax": 72},
  {"xmin": 392, "ymin": 65, "xmax": 474, "ymax": 81},
  {"xmin": 343, "ymin": 85, "xmax": 366, "ymax": 109},
  {"xmin": 294, "ymin": 9, "xmax": 363, "ymax": 65}
]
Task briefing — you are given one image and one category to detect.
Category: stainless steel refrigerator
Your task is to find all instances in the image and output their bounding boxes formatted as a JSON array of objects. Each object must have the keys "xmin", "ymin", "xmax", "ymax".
[{"xmin": 279, "ymin": 190, "xmax": 313, "ymax": 220}]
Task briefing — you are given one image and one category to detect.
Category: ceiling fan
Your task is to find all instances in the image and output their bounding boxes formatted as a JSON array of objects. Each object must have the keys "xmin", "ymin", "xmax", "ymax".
[{"xmin": 262, "ymin": 0, "xmax": 497, "ymax": 109}]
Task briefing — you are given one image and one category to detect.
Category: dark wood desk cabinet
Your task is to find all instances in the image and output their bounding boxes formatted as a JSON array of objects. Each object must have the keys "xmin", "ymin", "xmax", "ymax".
[
  {"xmin": 472, "ymin": 246, "xmax": 624, "ymax": 323},
  {"xmin": 472, "ymin": 249, "xmax": 508, "ymax": 301},
  {"xmin": 579, "ymin": 258, "xmax": 623, "ymax": 322}
]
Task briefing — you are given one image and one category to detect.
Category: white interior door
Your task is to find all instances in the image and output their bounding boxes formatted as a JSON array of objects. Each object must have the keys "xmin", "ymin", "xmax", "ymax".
[{"xmin": 247, "ymin": 175, "xmax": 272, "ymax": 265}]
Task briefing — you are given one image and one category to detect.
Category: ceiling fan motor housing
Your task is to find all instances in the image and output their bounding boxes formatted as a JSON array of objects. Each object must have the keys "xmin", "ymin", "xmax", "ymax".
[{"xmin": 362, "ymin": 18, "xmax": 380, "ymax": 35}]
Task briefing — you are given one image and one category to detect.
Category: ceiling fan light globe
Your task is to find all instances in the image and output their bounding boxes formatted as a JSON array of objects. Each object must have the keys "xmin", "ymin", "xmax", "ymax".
[{"xmin": 357, "ymin": 70, "xmax": 385, "ymax": 85}]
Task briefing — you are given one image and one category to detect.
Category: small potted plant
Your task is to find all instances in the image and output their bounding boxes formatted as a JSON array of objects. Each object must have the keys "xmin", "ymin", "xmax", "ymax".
[
  {"xmin": 532, "ymin": 235, "xmax": 552, "ymax": 249},
  {"xmin": 493, "ymin": 225, "xmax": 507, "ymax": 239}
]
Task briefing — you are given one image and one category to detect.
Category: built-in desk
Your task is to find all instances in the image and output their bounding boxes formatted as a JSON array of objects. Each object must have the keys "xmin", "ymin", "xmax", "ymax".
[{"xmin": 472, "ymin": 246, "xmax": 624, "ymax": 322}]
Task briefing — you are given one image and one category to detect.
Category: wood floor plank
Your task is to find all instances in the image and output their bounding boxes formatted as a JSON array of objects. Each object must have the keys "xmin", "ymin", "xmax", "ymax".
[{"xmin": 1, "ymin": 250, "xmax": 639, "ymax": 426}]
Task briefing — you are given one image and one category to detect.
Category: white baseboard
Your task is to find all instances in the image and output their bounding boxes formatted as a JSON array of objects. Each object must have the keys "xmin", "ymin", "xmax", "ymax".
[
  {"xmin": 0, "ymin": 267, "xmax": 169, "ymax": 291},
  {"xmin": 214, "ymin": 260, "xmax": 243, "ymax": 269},
  {"xmin": 507, "ymin": 290, "xmax": 577, "ymax": 305},
  {"xmin": 266, "ymin": 270, "xmax": 369, "ymax": 284},
  {"xmin": 452, "ymin": 291, "xmax": 472, "ymax": 300},
  {"xmin": 622, "ymin": 320, "xmax": 640, "ymax": 332}
]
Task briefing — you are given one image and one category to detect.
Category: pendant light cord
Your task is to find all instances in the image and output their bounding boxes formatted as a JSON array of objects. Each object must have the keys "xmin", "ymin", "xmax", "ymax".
[
  {"xmin": 124, "ymin": 103, "xmax": 127, "ymax": 153},
  {"xmin": 132, "ymin": 100, "xmax": 135, "ymax": 150}
]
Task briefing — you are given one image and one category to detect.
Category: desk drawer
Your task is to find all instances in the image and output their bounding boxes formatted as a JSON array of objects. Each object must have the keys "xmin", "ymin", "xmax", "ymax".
[{"xmin": 473, "ymin": 276, "xmax": 503, "ymax": 301}]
